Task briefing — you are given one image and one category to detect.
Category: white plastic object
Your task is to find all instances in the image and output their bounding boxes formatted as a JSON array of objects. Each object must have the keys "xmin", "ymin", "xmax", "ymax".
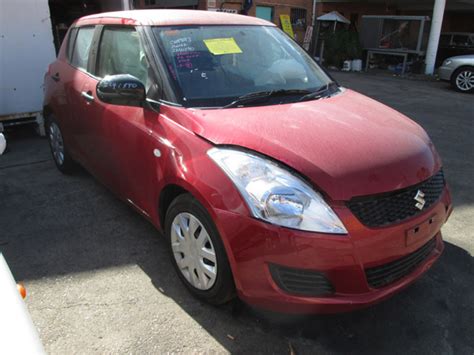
[
  {"xmin": 0, "ymin": 133, "xmax": 6, "ymax": 155},
  {"xmin": 351, "ymin": 59, "xmax": 363, "ymax": 72},
  {"xmin": 0, "ymin": 254, "xmax": 45, "ymax": 354},
  {"xmin": 342, "ymin": 60, "xmax": 352, "ymax": 72}
]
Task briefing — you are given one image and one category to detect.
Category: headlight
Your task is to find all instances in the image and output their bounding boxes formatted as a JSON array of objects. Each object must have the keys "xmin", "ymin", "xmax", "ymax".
[
  {"xmin": 207, "ymin": 148, "xmax": 347, "ymax": 234},
  {"xmin": 443, "ymin": 59, "xmax": 452, "ymax": 66}
]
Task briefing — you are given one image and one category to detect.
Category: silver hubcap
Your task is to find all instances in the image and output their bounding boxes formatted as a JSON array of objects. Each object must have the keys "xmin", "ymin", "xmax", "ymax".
[
  {"xmin": 456, "ymin": 70, "xmax": 474, "ymax": 91},
  {"xmin": 171, "ymin": 213, "xmax": 217, "ymax": 290},
  {"xmin": 48, "ymin": 122, "xmax": 65, "ymax": 165}
]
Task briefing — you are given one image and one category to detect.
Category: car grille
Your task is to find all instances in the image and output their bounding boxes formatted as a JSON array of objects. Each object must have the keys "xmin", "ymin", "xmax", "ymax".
[
  {"xmin": 365, "ymin": 237, "xmax": 437, "ymax": 289},
  {"xmin": 347, "ymin": 170, "xmax": 445, "ymax": 228},
  {"xmin": 269, "ymin": 264, "xmax": 334, "ymax": 296}
]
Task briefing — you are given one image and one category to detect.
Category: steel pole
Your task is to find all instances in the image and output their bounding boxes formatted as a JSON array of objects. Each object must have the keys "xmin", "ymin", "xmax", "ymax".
[
  {"xmin": 310, "ymin": 0, "xmax": 318, "ymax": 56},
  {"xmin": 122, "ymin": 0, "xmax": 131, "ymax": 10},
  {"xmin": 425, "ymin": 0, "xmax": 446, "ymax": 75},
  {"xmin": 312, "ymin": 0, "xmax": 317, "ymax": 27}
]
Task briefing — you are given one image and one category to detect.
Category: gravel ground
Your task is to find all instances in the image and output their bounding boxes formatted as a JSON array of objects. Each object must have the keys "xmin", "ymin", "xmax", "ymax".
[{"xmin": 1, "ymin": 72, "xmax": 473, "ymax": 354}]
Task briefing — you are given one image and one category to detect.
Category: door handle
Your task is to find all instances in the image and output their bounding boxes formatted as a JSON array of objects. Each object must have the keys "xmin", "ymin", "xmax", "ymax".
[
  {"xmin": 81, "ymin": 91, "xmax": 94, "ymax": 102},
  {"xmin": 51, "ymin": 73, "xmax": 60, "ymax": 82}
]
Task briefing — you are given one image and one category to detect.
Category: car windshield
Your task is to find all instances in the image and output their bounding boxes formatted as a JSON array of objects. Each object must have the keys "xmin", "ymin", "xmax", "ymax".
[{"xmin": 152, "ymin": 25, "xmax": 335, "ymax": 108}]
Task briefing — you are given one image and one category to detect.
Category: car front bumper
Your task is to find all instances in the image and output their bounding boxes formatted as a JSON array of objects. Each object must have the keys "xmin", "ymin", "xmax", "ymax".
[
  {"xmin": 213, "ymin": 187, "xmax": 453, "ymax": 314},
  {"xmin": 438, "ymin": 65, "xmax": 454, "ymax": 81}
]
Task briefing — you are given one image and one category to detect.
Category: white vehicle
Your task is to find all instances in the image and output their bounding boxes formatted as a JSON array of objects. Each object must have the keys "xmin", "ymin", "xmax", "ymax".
[
  {"xmin": 0, "ymin": 253, "xmax": 44, "ymax": 355},
  {"xmin": 0, "ymin": 133, "xmax": 6, "ymax": 155}
]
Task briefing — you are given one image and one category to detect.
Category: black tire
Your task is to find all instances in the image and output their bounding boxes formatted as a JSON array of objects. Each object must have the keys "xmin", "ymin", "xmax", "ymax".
[
  {"xmin": 165, "ymin": 193, "xmax": 235, "ymax": 305},
  {"xmin": 451, "ymin": 66, "xmax": 474, "ymax": 93},
  {"xmin": 45, "ymin": 115, "xmax": 76, "ymax": 174}
]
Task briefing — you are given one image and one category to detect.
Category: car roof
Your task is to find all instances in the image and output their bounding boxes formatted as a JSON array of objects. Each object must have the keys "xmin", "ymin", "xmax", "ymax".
[{"xmin": 76, "ymin": 9, "xmax": 275, "ymax": 27}]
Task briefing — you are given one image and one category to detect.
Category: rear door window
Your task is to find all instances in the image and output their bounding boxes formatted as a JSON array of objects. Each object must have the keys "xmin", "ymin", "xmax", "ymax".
[{"xmin": 71, "ymin": 26, "xmax": 95, "ymax": 71}]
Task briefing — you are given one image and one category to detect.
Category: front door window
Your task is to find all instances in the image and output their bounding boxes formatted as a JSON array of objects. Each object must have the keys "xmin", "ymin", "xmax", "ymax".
[{"xmin": 96, "ymin": 27, "xmax": 150, "ymax": 88}]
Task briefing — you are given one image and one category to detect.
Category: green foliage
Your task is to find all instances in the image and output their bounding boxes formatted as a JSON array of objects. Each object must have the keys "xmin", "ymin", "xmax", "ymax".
[{"xmin": 323, "ymin": 30, "xmax": 362, "ymax": 68}]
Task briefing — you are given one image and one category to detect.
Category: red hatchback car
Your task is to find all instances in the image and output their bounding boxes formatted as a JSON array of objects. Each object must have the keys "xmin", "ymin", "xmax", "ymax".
[{"xmin": 43, "ymin": 10, "xmax": 452, "ymax": 313}]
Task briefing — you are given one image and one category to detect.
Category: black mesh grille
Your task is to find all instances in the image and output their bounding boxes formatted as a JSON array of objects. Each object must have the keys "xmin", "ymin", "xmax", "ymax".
[
  {"xmin": 365, "ymin": 237, "xmax": 436, "ymax": 288},
  {"xmin": 269, "ymin": 264, "xmax": 334, "ymax": 296},
  {"xmin": 347, "ymin": 170, "xmax": 445, "ymax": 228}
]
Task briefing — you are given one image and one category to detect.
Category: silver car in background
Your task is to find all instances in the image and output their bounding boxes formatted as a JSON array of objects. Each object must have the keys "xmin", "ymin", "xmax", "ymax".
[{"xmin": 438, "ymin": 55, "xmax": 474, "ymax": 93}]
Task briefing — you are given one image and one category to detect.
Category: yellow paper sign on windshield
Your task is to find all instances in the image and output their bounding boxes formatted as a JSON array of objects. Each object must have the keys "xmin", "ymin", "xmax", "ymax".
[{"xmin": 203, "ymin": 37, "xmax": 242, "ymax": 55}]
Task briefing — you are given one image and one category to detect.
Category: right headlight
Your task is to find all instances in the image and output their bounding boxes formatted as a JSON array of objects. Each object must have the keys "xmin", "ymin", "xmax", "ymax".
[
  {"xmin": 443, "ymin": 59, "xmax": 452, "ymax": 66},
  {"xmin": 208, "ymin": 147, "xmax": 347, "ymax": 234}
]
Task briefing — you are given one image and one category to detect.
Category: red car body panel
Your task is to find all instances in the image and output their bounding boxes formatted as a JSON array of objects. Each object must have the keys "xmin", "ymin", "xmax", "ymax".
[
  {"xmin": 43, "ymin": 10, "xmax": 453, "ymax": 314},
  {"xmin": 163, "ymin": 90, "xmax": 441, "ymax": 201},
  {"xmin": 208, "ymin": 167, "xmax": 451, "ymax": 314}
]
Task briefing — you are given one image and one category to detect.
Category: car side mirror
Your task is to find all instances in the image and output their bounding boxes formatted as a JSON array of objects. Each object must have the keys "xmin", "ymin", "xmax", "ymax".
[{"xmin": 96, "ymin": 74, "xmax": 146, "ymax": 107}]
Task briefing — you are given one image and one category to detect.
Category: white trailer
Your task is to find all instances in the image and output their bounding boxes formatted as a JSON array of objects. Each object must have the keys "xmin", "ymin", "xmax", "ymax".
[
  {"xmin": 0, "ymin": 253, "xmax": 45, "ymax": 354},
  {"xmin": 0, "ymin": 0, "xmax": 56, "ymax": 135},
  {"xmin": 0, "ymin": 0, "xmax": 129, "ymax": 135}
]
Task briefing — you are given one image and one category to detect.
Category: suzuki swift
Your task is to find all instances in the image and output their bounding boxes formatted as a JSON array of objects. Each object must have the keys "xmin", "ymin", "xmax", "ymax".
[{"xmin": 43, "ymin": 10, "xmax": 452, "ymax": 313}]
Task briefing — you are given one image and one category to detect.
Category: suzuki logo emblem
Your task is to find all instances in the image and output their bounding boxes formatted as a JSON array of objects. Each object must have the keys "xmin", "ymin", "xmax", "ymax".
[{"xmin": 414, "ymin": 190, "xmax": 426, "ymax": 210}]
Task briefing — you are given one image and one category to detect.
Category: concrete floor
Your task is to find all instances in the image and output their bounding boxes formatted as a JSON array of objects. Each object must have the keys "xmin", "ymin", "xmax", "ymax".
[{"xmin": 1, "ymin": 73, "xmax": 473, "ymax": 354}]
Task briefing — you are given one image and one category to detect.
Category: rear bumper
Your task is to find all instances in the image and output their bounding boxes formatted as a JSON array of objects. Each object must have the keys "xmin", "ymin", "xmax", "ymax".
[{"xmin": 213, "ymin": 187, "xmax": 452, "ymax": 314}]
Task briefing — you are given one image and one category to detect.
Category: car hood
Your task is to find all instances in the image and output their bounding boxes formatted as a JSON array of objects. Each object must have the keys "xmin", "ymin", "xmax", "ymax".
[
  {"xmin": 165, "ymin": 89, "xmax": 441, "ymax": 201},
  {"xmin": 446, "ymin": 54, "xmax": 474, "ymax": 64},
  {"xmin": 449, "ymin": 54, "xmax": 474, "ymax": 62}
]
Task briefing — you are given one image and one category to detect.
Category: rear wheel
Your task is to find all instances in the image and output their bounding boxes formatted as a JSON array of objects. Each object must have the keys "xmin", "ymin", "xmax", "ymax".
[
  {"xmin": 451, "ymin": 67, "xmax": 474, "ymax": 93},
  {"xmin": 46, "ymin": 116, "xmax": 76, "ymax": 174},
  {"xmin": 165, "ymin": 193, "xmax": 235, "ymax": 305}
]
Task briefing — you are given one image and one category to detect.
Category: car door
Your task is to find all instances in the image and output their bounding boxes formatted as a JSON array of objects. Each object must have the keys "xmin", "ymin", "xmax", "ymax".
[
  {"xmin": 54, "ymin": 25, "xmax": 96, "ymax": 160},
  {"xmin": 81, "ymin": 25, "xmax": 162, "ymax": 214},
  {"xmin": 46, "ymin": 27, "xmax": 77, "ymax": 146},
  {"xmin": 70, "ymin": 25, "xmax": 127, "ymax": 193}
]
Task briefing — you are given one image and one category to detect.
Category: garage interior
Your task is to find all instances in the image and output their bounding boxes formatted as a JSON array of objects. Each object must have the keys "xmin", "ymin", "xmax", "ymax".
[
  {"xmin": 47, "ymin": 0, "xmax": 202, "ymax": 53},
  {"xmin": 48, "ymin": 0, "xmax": 125, "ymax": 52}
]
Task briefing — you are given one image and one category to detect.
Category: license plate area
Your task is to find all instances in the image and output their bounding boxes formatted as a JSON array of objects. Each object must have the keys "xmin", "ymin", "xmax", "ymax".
[{"xmin": 406, "ymin": 214, "xmax": 437, "ymax": 246}]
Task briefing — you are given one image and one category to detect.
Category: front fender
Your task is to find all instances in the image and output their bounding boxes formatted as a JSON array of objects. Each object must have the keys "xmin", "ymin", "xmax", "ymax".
[
  {"xmin": 152, "ymin": 108, "xmax": 250, "ymax": 226},
  {"xmin": 150, "ymin": 111, "xmax": 251, "ymax": 289}
]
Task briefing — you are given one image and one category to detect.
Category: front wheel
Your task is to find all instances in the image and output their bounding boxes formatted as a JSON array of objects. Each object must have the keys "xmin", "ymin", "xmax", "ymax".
[
  {"xmin": 451, "ymin": 67, "xmax": 474, "ymax": 93},
  {"xmin": 46, "ymin": 116, "xmax": 76, "ymax": 174},
  {"xmin": 165, "ymin": 193, "xmax": 235, "ymax": 305}
]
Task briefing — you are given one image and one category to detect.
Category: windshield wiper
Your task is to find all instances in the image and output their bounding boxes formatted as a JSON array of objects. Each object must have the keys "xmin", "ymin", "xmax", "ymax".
[
  {"xmin": 223, "ymin": 89, "xmax": 312, "ymax": 108},
  {"xmin": 298, "ymin": 82, "xmax": 338, "ymax": 102}
]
